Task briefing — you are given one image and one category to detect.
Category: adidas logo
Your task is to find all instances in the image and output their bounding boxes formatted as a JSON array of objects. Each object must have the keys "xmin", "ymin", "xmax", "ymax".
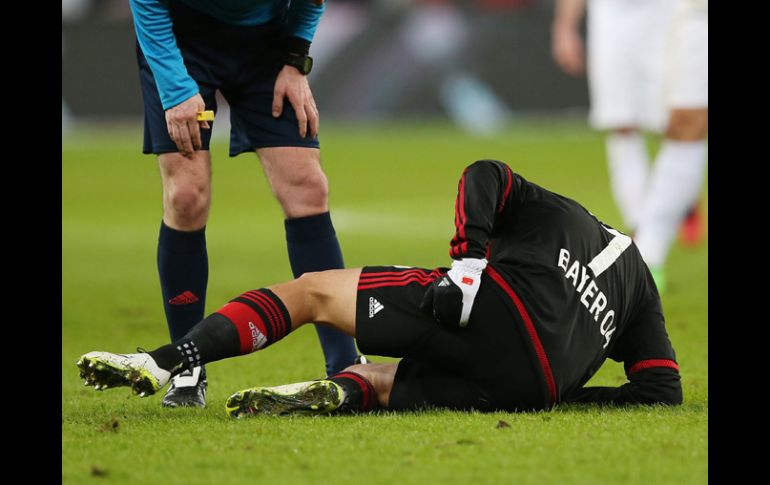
[
  {"xmin": 368, "ymin": 297, "xmax": 384, "ymax": 318},
  {"xmin": 437, "ymin": 277, "xmax": 451, "ymax": 287},
  {"xmin": 248, "ymin": 321, "xmax": 268, "ymax": 351},
  {"xmin": 169, "ymin": 291, "xmax": 199, "ymax": 306}
]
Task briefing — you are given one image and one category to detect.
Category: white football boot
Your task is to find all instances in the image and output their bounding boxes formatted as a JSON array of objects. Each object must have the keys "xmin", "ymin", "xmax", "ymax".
[{"xmin": 76, "ymin": 351, "xmax": 171, "ymax": 397}]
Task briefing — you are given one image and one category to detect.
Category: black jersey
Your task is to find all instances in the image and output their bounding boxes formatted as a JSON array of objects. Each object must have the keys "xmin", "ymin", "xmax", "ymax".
[{"xmin": 450, "ymin": 160, "xmax": 682, "ymax": 406}]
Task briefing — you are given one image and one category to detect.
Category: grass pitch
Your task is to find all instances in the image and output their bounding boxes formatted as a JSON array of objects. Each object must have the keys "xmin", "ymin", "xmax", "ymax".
[{"xmin": 62, "ymin": 120, "xmax": 707, "ymax": 484}]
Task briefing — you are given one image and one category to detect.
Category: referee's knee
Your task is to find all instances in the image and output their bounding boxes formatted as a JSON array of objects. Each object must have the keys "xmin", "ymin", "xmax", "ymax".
[
  {"xmin": 164, "ymin": 183, "xmax": 210, "ymax": 229},
  {"xmin": 275, "ymin": 170, "xmax": 329, "ymax": 218}
]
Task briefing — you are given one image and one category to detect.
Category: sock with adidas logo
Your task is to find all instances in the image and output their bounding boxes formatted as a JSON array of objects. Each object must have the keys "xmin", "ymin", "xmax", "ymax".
[
  {"xmin": 148, "ymin": 288, "xmax": 293, "ymax": 375},
  {"xmin": 157, "ymin": 222, "xmax": 208, "ymax": 342},
  {"xmin": 328, "ymin": 371, "xmax": 377, "ymax": 412}
]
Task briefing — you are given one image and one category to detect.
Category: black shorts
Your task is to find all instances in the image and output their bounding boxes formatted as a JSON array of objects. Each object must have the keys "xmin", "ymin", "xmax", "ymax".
[
  {"xmin": 137, "ymin": 1, "xmax": 320, "ymax": 156},
  {"xmin": 355, "ymin": 266, "xmax": 550, "ymax": 412}
]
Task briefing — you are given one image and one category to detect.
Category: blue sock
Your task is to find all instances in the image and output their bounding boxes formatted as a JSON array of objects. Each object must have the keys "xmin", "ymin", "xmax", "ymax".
[
  {"xmin": 285, "ymin": 212, "xmax": 358, "ymax": 375},
  {"xmin": 158, "ymin": 222, "xmax": 208, "ymax": 343}
]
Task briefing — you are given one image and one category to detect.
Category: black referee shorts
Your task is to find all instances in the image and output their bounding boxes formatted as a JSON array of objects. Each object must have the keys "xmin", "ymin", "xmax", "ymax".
[
  {"xmin": 137, "ymin": 1, "xmax": 320, "ymax": 156},
  {"xmin": 355, "ymin": 266, "xmax": 549, "ymax": 412}
]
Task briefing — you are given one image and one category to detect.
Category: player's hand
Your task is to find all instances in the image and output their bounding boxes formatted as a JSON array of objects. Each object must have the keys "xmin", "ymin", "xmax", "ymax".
[
  {"xmin": 419, "ymin": 258, "xmax": 488, "ymax": 328},
  {"xmin": 272, "ymin": 65, "xmax": 319, "ymax": 139},
  {"xmin": 552, "ymin": 22, "xmax": 585, "ymax": 76},
  {"xmin": 164, "ymin": 93, "xmax": 211, "ymax": 159}
]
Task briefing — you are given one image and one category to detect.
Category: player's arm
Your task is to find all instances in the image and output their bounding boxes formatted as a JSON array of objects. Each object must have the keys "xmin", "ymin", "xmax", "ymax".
[
  {"xmin": 565, "ymin": 293, "xmax": 683, "ymax": 406},
  {"xmin": 422, "ymin": 160, "xmax": 526, "ymax": 327},
  {"xmin": 449, "ymin": 159, "xmax": 525, "ymax": 260},
  {"xmin": 566, "ymin": 365, "xmax": 682, "ymax": 406},
  {"xmin": 285, "ymin": 0, "xmax": 326, "ymax": 56},
  {"xmin": 552, "ymin": 0, "xmax": 587, "ymax": 76},
  {"xmin": 128, "ymin": 0, "xmax": 198, "ymax": 110},
  {"xmin": 272, "ymin": 0, "xmax": 327, "ymax": 138},
  {"xmin": 129, "ymin": 0, "xmax": 208, "ymax": 157}
]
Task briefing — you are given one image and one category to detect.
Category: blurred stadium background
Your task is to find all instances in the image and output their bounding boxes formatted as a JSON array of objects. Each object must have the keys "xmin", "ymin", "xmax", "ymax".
[
  {"xmin": 63, "ymin": 0, "xmax": 589, "ymax": 131},
  {"xmin": 62, "ymin": 1, "xmax": 707, "ymax": 483}
]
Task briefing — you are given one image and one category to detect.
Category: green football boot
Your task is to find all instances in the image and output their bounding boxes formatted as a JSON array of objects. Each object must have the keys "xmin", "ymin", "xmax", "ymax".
[{"xmin": 225, "ymin": 380, "xmax": 344, "ymax": 418}]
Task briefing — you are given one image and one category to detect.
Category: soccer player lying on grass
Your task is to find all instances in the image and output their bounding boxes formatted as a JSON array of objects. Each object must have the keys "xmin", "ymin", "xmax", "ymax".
[{"xmin": 77, "ymin": 160, "xmax": 682, "ymax": 416}]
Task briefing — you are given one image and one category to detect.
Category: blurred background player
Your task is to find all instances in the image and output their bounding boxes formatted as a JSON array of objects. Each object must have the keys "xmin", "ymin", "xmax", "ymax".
[
  {"xmin": 552, "ymin": 0, "xmax": 707, "ymax": 292},
  {"xmin": 127, "ymin": 0, "xmax": 358, "ymax": 408},
  {"xmin": 632, "ymin": 0, "xmax": 708, "ymax": 292}
]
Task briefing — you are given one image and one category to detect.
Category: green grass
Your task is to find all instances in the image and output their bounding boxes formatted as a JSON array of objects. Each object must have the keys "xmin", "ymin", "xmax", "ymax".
[{"xmin": 62, "ymin": 120, "xmax": 707, "ymax": 484}]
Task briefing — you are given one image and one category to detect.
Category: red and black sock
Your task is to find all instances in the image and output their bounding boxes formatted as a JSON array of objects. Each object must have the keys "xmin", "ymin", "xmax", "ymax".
[
  {"xmin": 148, "ymin": 288, "xmax": 292, "ymax": 374},
  {"xmin": 329, "ymin": 371, "xmax": 377, "ymax": 412},
  {"xmin": 217, "ymin": 288, "xmax": 293, "ymax": 354}
]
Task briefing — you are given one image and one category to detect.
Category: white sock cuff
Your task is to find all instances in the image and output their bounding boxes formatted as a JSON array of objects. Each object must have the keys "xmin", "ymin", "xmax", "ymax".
[{"xmin": 659, "ymin": 139, "xmax": 708, "ymax": 157}]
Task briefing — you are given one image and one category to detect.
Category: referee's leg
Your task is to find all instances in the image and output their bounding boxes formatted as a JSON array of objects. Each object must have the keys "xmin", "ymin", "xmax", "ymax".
[
  {"xmin": 157, "ymin": 151, "xmax": 212, "ymax": 342},
  {"xmin": 258, "ymin": 146, "xmax": 359, "ymax": 376}
]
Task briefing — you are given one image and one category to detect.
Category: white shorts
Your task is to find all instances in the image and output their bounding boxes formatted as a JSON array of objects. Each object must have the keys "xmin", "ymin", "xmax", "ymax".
[
  {"xmin": 587, "ymin": 0, "xmax": 679, "ymax": 132},
  {"xmin": 666, "ymin": 0, "xmax": 708, "ymax": 108}
]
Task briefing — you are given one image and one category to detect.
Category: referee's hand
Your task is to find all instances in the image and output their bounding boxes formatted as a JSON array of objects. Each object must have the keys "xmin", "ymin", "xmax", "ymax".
[
  {"xmin": 420, "ymin": 258, "xmax": 488, "ymax": 328},
  {"xmin": 272, "ymin": 65, "xmax": 319, "ymax": 139},
  {"xmin": 165, "ymin": 93, "xmax": 210, "ymax": 159}
]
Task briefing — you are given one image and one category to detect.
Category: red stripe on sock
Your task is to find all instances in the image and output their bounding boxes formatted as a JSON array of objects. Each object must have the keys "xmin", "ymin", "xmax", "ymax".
[
  {"xmin": 244, "ymin": 291, "xmax": 282, "ymax": 337},
  {"xmin": 216, "ymin": 302, "xmax": 269, "ymax": 355},
  {"xmin": 238, "ymin": 293, "xmax": 278, "ymax": 338},
  {"xmin": 335, "ymin": 372, "xmax": 374, "ymax": 411},
  {"xmin": 248, "ymin": 291, "xmax": 288, "ymax": 337}
]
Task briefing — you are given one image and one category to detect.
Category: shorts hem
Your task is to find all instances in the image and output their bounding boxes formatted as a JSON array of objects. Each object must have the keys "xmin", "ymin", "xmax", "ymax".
[
  {"xmin": 229, "ymin": 141, "xmax": 320, "ymax": 157},
  {"xmin": 142, "ymin": 145, "xmax": 211, "ymax": 155}
]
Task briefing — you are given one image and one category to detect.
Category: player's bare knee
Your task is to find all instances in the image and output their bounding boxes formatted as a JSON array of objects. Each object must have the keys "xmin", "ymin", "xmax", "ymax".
[
  {"xmin": 295, "ymin": 271, "xmax": 328, "ymax": 314},
  {"xmin": 666, "ymin": 109, "xmax": 708, "ymax": 141}
]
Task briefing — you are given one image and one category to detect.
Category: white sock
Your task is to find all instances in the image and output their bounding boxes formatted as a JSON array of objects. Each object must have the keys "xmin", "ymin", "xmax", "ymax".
[
  {"xmin": 635, "ymin": 140, "xmax": 708, "ymax": 267},
  {"xmin": 606, "ymin": 133, "xmax": 650, "ymax": 230}
]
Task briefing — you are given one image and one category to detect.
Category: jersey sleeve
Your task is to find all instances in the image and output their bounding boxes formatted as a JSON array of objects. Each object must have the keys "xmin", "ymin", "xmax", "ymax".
[
  {"xmin": 286, "ymin": 0, "xmax": 326, "ymax": 47},
  {"xmin": 129, "ymin": 0, "xmax": 199, "ymax": 110},
  {"xmin": 449, "ymin": 160, "xmax": 526, "ymax": 260},
  {"xmin": 565, "ymin": 285, "xmax": 683, "ymax": 406}
]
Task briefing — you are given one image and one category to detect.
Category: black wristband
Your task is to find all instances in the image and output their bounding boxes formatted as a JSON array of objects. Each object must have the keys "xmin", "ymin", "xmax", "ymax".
[{"xmin": 285, "ymin": 36, "xmax": 311, "ymax": 56}]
